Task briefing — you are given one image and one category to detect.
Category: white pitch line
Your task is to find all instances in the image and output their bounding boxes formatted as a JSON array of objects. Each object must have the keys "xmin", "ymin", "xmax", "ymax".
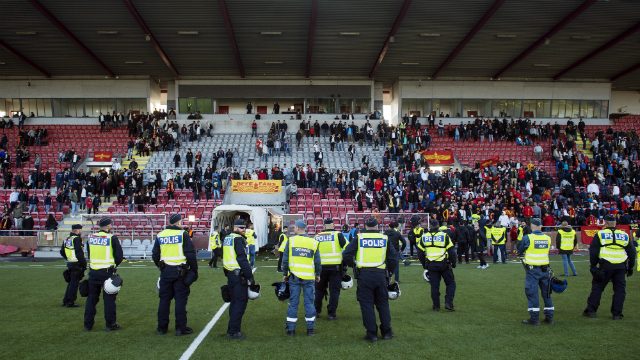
[{"xmin": 179, "ymin": 267, "xmax": 257, "ymax": 360}]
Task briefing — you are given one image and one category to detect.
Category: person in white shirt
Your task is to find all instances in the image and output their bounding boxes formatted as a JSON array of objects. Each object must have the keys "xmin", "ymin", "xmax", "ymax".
[
  {"xmin": 586, "ymin": 180, "xmax": 600, "ymax": 196},
  {"xmin": 498, "ymin": 211, "xmax": 510, "ymax": 228},
  {"xmin": 533, "ymin": 144, "xmax": 543, "ymax": 161},
  {"xmin": 612, "ymin": 185, "xmax": 620, "ymax": 198}
]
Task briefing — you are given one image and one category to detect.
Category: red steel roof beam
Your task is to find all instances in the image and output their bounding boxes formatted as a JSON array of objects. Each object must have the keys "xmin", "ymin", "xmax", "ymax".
[
  {"xmin": 218, "ymin": 0, "xmax": 245, "ymax": 78},
  {"xmin": 369, "ymin": 0, "xmax": 412, "ymax": 78}
]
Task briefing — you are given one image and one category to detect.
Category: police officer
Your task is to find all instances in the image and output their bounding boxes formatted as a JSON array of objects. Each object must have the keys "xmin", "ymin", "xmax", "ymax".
[
  {"xmin": 482, "ymin": 220, "xmax": 493, "ymax": 265},
  {"xmin": 223, "ymin": 219, "xmax": 254, "ymax": 339},
  {"xmin": 418, "ymin": 220, "xmax": 457, "ymax": 311},
  {"xmin": 342, "ymin": 217, "xmax": 397, "ymax": 342},
  {"xmin": 556, "ymin": 221, "xmax": 577, "ymax": 277},
  {"xmin": 518, "ymin": 218, "xmax": 553, "ymax": 325},
  {"xmin": 276, "ymin": 225, "xmax": 289, "ymax": 273},
  {"xmin": 384, "ymin": 221, "xmax": 406, "ymax": 283},
  {"xmin": 407, "ymin": 216, "xmax": 423, "ymax": 258},
  {"xmin": 491, "ymin": 222, "xmax": 507, "ymax": 264},
  {"xmin": 514, "ymin": 221, "xmax": 530, "ymax": 255},
  {"xmin": 314, "ymin": 218, "xmax": 348, "ymax": 320},
  {"xmin": 282, "ymin": 220, "xmax": 321, "ymax": 336},
  {"xmin": 84, "ymin": 217, "xmax": 123, "ymax": 331},
  {"xmin": 208, "ymin": 227, "xmax": 221, "ymax": 268},
  {"xmin": 245, "ymin": 223, "xmax": 257, "ymax": 268},
  {"xmin": 583, "ymin": 215, "xmax": 636, "ymax": 320},
  {"xmin": 60, "ymin": 224, "xmax": 86, "ymax": 307},
  {"xmin": 152, "ymin": 214, "xmax": 198, "ymax": 336}
]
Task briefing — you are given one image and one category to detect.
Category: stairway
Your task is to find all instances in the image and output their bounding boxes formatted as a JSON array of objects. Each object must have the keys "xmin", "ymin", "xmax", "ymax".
[
  {"xmin": 122, "ymin": 155, "xmax": 150, "ymax": 171},
  {"xmin": 575, "ymin": 137, "xmax": 592, "ymax": 158}
]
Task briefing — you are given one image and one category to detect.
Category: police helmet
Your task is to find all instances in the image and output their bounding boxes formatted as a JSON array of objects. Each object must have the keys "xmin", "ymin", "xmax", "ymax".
[
  {"xmin": 550, "ymin": 277, "xmax": 568, "ymax": 293},
  {"xmin": 272, "ymin": 281, "xmax": 290, "ymax": 301},
  {"xmin": 221, "ymin": 284, "xmax": 231, "ymax": 303},
  {"xmin": 423, "ymin": 269, "xmax": 430, "ymax": 282},
  {"xmin": 103, "ymin": 274, "xmax": 123, "ymax": 295},
  {"xmin": 341, "ymin": 274, "xmax": 353, "ymax": 290},
  {"xmin": 248, "ymin": 282, "xmax": 261, "ymax": 300},
  {"xmin": 387, "ymin": 282, "xmax": 401, "ymax": 300}
]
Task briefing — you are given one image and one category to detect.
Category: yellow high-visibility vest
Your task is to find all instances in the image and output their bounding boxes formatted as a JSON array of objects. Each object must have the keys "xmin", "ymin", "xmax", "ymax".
[
  {"xmin": 157, "ymin": 229, "xmax": 186, "ymax": 266},
  {"xmin": 598, "ymin": 229, "xmax": 629, "ymax": 264},
  {"xmin": 222, "ymin": 233, "xmax": 248, "ymax": 271},
  {"xmin": 209, "ymin": 232, "xmax": 220, "ymax": 250},
  {"xmin": 484, "ymin": 225, "xmax": 493, "ymax": 241},
  {"xmin": 557, "ymin": 229, "xmax": 576, "ymax": 251},
  {"xmin": 64, "ymin": 235, "xmax": 79, "ymax": 263},
  {"xmin": 315, "ymin": 231, "xmax": 343, "ymax": 265},
  {"xmin": 418, "ymin": 231, "xmax": 451, "ymax": 262},
  {"xmin": 288, "ymin": 235, "xmax": 318, "ymax": 280},
  {"xmin": 491, "ymin": 227, "xmax": 507, "ymax": 245},
  {"xmin": 524, "ymin": 233, "xmax": 550, "ymax": 266},
  {"xmin": 356, "ymin": 233, "xmax": 388, "ymax": 269},
  {"xmin": 245, "ymin": 229, "xmax": 256, "ymax": 246},
  {"xmin": 88, "ymin": 231, "xmax": 115, "ymax": 270},
  {"xmin": 517, "ymin": 226, "xmax": 524, "ymax": 241},
  {"xmin": 278, "ymin": 234, "xmax": 288, "ymax": 252}
]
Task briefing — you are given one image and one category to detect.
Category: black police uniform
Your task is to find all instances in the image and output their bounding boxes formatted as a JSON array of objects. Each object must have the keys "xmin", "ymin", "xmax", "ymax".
[
  {"xmin": 343, "ymin": 229, "xmax": 397, "ymax": 340},
  {"xmin": 584, "ymin": 227, "xmax": 636, "ymax": 318},
  {"xmin": 226, "ymin": 232, "xmax": 253, "ymax": 336},
  {"xmin": 84, "ymin": 233, "xmax": 123, "ymax": 331},
  {"xmin": 418, "ymin": 228, "xmax": 457, "ymax": 310},
  {"xmin": 60, "ymin": 231, "xmax": 86, "ymax": 307},
  {"xmin": 472, "ymin": 223, "xmax": 487, "ymax": 267},
  {"xmin": 152, "ymin": 225, "xmax": 198, "ymax": 334},
  {"xmin": 314, "ymin": 232, "xmax": 347, "ymax": 319}
]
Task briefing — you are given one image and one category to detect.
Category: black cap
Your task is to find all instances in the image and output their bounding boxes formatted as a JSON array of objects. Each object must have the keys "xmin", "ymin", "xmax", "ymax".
[
  {"xmin": 98, "ymin": 217, "xmax": 112, "ymax": 227},
  {"xmin": 365, "ymin": 217, "xmax": 378, "ymax": 227},
  {"xmin": 604, "ymin": 215, "xmax": 616, "ymax": 222},
  {"xmin": 323, "ymin": 218, "xmax": 334, "ymax": 225},
  {"xmin": 530, "ymin": 218, "xmax": 542, "ymax": 226},
  {"xmin": 389, "ymin": 221, "xmax": 398, "ymax": 228},
  {"xmin": 234, "ymin": 219, "xmax": 246, "ymax": 227},
  {"xmin": 71, "ymin": 224, "xmax": 83, "ymax": 230},
  {"xmin": 169, "ymin": 214, "xmax": 182, "ymax": 224}
]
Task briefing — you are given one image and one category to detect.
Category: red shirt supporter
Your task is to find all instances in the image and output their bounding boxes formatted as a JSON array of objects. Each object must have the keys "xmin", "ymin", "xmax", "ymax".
[
  {"xmin": 257, "ymin": 171, "xmax": 267, "ymax": 180},
  {"xmin": 542, "ymin": 214, "xmax": 555, "ymax": 227},
  {"xmin": 522, "ymin": 204, "xmax": 533, "ymax": 218},
  {"xmin": 374, "ymin": 178, "xmax": 383, "ymax": 192}
]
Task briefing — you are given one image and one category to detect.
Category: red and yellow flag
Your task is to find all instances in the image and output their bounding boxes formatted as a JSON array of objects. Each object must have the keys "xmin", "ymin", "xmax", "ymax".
[
  {"xmin": 93, "ymin": 151, "xmax": 113, "ymax": 162},
  {"xmin": 422, "ymin": 150, "xmax": 454, "ymax": 165}
]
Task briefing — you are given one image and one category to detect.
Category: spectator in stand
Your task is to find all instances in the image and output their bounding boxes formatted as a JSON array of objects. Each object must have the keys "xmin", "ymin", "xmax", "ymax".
[
  {"xmin": 45, "ymin": 213, "xmax": 58, "ymax": 230},
  {"xmin": 533, "ymin": 143, "xmax": 543, "ymax": 161}
]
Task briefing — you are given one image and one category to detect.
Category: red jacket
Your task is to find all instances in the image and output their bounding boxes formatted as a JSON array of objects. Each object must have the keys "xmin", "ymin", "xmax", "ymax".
[{"xmin": 523, "ymin": 206, "xmax": 533, "ymax": 218}]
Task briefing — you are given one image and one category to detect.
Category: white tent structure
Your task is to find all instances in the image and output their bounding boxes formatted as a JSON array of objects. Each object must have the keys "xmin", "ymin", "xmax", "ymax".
[{"xmin": 210, "ymin": 205, "xmax": 271, "ymax": 248}]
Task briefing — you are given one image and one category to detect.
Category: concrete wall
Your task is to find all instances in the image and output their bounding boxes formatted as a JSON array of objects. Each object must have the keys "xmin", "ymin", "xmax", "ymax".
[
  {"xmin": 611, "ymin": 90, "xmax": 640, "ymax": 114},
  {"xmin": 0, "ymin": 79, "xmax": 153, "ymax": 99}
]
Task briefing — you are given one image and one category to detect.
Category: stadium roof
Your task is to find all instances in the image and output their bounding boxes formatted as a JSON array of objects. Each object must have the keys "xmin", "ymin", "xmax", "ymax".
[{"xmin": 0, "ymin": 0, "xmax": 638, "ymax": 89}]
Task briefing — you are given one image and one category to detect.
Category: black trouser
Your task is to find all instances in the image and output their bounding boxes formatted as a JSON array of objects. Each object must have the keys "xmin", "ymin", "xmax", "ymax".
[
  {"xmin": 226, "ymin": 272, "xmax": 248, "ymax": 334},
  {"xmin": 475, "ymin": 247, "xmax": 486, "ymax": 266},
  {"xmin": 209, "ymin": 248, "xmax": 221, "ymax": 268},
  {"xmin": 84, "ymin": 269, "xmax": 117, "ymax": 329},
  {"xmin": 356, "ymin": 270, "xmax": 392, "ymax": 337},
  {"xmin": 63, "ymin": 263, "xmax": 83, "ymax": 305},
  {"xmin": 457, "ymin": 242, "xmax": 469, "ymax": 264},
  {"xmin": 158, "ymin": 266, "xmax": 190, "ymax": 331},
  {"xmin": 277, "ymin": 253, "xmax": 283, "ymax": 272},
  {"xmin": 409, "ymin": 239, "xmax": 417, "ymax": 257},
  {"xmin": 315, "ymin": 266, "xmax": 342, "ymax": 317},
  {"xmin": 585, "ymin": 268, "xmax": 627, "ymax": 316},
  {"xmin": 427, "ymin": 263, "xmax": 456, "ymax": 308}
]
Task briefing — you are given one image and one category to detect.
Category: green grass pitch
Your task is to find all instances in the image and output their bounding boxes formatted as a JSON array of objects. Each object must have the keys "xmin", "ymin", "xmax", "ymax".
[{"xmin": 0, "ymin": 255, "xmax": 637, "ymax": 360}]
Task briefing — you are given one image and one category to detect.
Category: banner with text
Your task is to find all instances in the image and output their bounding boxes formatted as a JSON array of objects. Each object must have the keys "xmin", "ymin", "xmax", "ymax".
[
  {"xmin": 422, "ymin": 150, "xmax": 455, "ymax": 165},
  {"xmin": 231, "ymin": 180, "xmax": 282, "ymax": 194}
]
